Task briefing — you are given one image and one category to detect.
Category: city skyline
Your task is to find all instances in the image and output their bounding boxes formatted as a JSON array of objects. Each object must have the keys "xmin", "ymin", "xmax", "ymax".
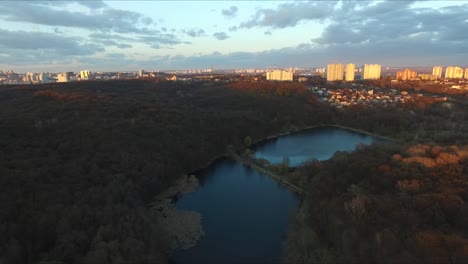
[
  {"xmin": 0, "ymin": 0, "xmax": 468, "ymax": 72},
  {"xmin": 2, "ymin": 64, "xmax": 468, "ymax": 85}
]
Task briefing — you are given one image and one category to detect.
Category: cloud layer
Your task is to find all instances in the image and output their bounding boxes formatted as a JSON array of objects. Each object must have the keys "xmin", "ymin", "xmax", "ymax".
[
  {"xmin": 0, "ymin": 1, "xmax": 153, "ymax": 34},
  {"xmin": 1, "ymin": 0, "xmax": 467, "ymax": 71},
  {"xmin": 0, "ymin": 1, "xmax": 186, "ymax": 68},
  {"xmin": 152, "ymin": 0, "xmax": 468, "ymax": 69},
  {"xmin": 239, "ymin": 1, "xmax": 335, "ymax": 29}
]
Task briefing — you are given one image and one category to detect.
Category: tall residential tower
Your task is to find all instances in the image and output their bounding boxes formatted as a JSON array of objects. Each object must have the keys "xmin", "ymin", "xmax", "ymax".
[
  {"xmin": 345, "ymin": 64, "xmax": 355, "ymax": 81},
  {"xmin": 362, "ymin": 64, "xmax": 381, "ymax": 79},
  {"xmin": 445, "ymin": 66, "xmax": 464, "ymax": 79},
  {"xmin": 432, "ymin": 66, "xmax": 442, "ymax": 79},
  {"xmin": 79, "ymin": 70, "xmax": 91, "ymax": 80},
  {"xmin": 327, "ymin": 63, "xmax": 344, "ymax": 81}
]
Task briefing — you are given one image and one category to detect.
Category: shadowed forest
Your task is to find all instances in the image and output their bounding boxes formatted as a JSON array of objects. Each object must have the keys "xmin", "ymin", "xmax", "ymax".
[
  {"xmin": 281, "ymin": 98, "xmax": 468, "ymax": 263},
  {"xmin": 0, "ymin": 80, "xmax": 328, "ymax": 264},
  {"xmin": 284, "ymin": 143, "xmax": 468, "ymax": 264},
  {"xmin": 1, "ymin": 79, "xmax": 467, "ymax": 263}
]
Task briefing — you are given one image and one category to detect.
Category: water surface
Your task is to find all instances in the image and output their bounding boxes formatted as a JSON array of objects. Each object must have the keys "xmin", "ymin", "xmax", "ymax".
[
  {"xmin": 253, "ymin": 126, "xmax": 377, "ymax": 166},
  {"xmin": 173, "ymin": 158, "xmax": 299, "ymax": 264},
  {"xmin": 173, "ymin": 127, "xmax": 380, "ymax": 264}
]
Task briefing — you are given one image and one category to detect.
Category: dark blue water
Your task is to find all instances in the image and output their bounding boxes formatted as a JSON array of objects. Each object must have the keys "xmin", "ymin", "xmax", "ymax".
[
  {"xmin": 173, "ymin": 158, "xmax": 299, "ymax": 264},
  {"xmin": 173, "ymin": 127, "xmax": 380, "ymax": 264},
  {"xmin": 253, "ymin": 126, "xmax": 377, "ymax": 166}
]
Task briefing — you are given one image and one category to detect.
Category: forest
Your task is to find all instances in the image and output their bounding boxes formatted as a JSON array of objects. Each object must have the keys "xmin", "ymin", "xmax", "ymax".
[
  {"xmin": 0, "ymin": 79, "xmax": 331, "ymax": 264},
  {"xmin": 284, "ymin": 143, "xmax": 468, "ymax": 264},
  {"xmin": 1, "ymin": 79, "xmax": 467, "ymax": 263},
  {"xmin": 283, "ymin": 101, "xmax": 468, "ymax": 263}
]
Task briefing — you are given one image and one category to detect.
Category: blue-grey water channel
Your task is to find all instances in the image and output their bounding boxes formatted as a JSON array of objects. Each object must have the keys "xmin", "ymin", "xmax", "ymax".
[{"xmin": 173, "ymin": 127, "xmax": 380, "ymax": 264}]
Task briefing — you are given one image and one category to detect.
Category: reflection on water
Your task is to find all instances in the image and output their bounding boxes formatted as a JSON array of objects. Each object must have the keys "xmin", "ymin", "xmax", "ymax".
[
  {"xmin": 253, "ymin": 126, "xmax": 377, "ymax": 166},
  {"xmin": 173, "ymin": 159, "xmax": 299, "ymax": 264},
  {"xmin": 173, "ymin": 127, "xmax": 380, "ymax": 264}
]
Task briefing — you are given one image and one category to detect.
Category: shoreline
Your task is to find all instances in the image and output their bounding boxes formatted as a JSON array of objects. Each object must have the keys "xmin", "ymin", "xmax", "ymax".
[
  {"xmin": 157, "ymin": 123, "xmax": 392, "ymax": 255},
  {"xmin": 151, "ymin": 175, "xmax": 204, "ymax": 252},
  {"xmin": 326, "ymin": 124, "xmax": 395, "ymax": 141},
  {"xmin": 251, "ymin": 124, "xmax": 394, "ymax": 148},
  {"xmin": 179, "ymin": 123, "xmax": 393, "ymax": 179}
]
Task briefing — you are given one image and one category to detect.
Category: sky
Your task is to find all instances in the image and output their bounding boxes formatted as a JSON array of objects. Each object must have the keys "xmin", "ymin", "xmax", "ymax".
[{"xmin": 0, "ymin": 0, "xmax": 467, "ymax": 72}]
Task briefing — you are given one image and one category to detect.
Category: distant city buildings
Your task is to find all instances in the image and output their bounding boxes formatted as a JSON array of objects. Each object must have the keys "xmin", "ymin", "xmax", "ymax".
[
  {"xmin": 266, "ymin": 69, "xmax": 293, "ymax": 81},
  {"xmin": 396, "ymin": 69, "xmax": 418, "ymax": 81},
  {"xmin": 2, "ymin": 63, "xmax": 468, "ymax": 86},
  {"xmin": 79, "ymin": 70, "xmax": 91, "ymax": 80},
  {"xmin": 452, "ymin": 67, "xmax": 460, "ymax": 79},
  {"xmin": 17, "ymin": 72, "xmax": 55, "ymax": 84},
  {"xmin": 22, "ymin": 72, "xmax": 37, "ymax": 83},
  {"xmin": 445, "ymin": 67, "xmax": 454, "ymax": 79},
  {"xmin": 38, "ymin": 73, "xmax": 53, "ymax": 83},
  {"xmin": 362, "ymin": 64, "xmax": 381, "ymax": 79},
  {"xmin": 57, "ymin": 72, "xmax": 73, "ymax": 82},
  {"xmin": 58, "ymin": 74, "xmax": 67, "ymax": 82},
  {"xmin": 25, "ymin": 72, "xmax": 35, "ymax": 83},
  {"xmin": 315, "ymin": 68, "xmax": 325, "ymax": 74},
  {"xmin": 445, "ymin": 66, "xmax": 464, "ymax": 79},
  {"xmin": 419, "ymin": 73, "xmax": 437, "ymax": 81},
  {"xmin": 0, "ymin": 69, "xmax": 159, "ymax": 85},
  {"xmin": 311, "ymin": 85, "xmax": 447, "ymax": 109},
  {"xmin": 432, "ymin": 66, "xmax": 443, "ymax": 79},
  {"xmin": 326, "ymin": 63, "xmax": 344, "ymax": 81},
  {"xmin": 166, "ymin": 75, "xmax": 177, "ymax": 81},
  {"xmin": 345, "ymin": 64, "xmax": 355, "ymax": 81}
]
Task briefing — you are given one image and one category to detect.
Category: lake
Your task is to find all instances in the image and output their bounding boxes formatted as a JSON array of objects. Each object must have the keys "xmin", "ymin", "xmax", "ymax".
[{"xmin": 172, "ymin": 127, "xmax": 380, "ymax": 264}]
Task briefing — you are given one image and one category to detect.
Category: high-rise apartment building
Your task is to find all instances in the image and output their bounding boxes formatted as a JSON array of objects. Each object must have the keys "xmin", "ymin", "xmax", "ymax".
[
  {"xmin": 345, "ymin": 64, "xmax": 355, "ymax": 81},
  {"xmin": 327, "ymin": 63, "xmax": 344, "ymax": 81},
  {"xmin": 445, "ymin": 66, "xmax": 463, "ymax": 79},
  {"xmin": 362, "ymin": 64, "xmax": 381, "ymax": 79},
  {"xmin": 396, "ymin": 69, "xmax": 418, "ymax": 81},
  {"xmin": 432, "ymin": 66, "xmax": 442, "ymax": 79},
  {"xmin": 57, "ymin": 73, "xmax": 67, "ymax": 83},
  {"xmin": 445, "ymin": 67, "xmax": 454, "ymax": 79},
  {"xmin": 80, "ymin": 70, "xmax": 91, "ymax": 80},
  {"xmin": 57, "ymin": 72, "xmax": 72, "ymax": 82},
  {"xmin": 266, "ymin": 69, "xmax": 293, "ymax": 81},
  {"xmin": 38, "ymin": 73, "xmax": 53, "ymax": 83},
  {"xmin": 456, "ymin": 67, "xmax": 464, "ymax": 78},
  {"xmin": 23, "ymin": 72, "xmax": 38, "ymax": 83}
]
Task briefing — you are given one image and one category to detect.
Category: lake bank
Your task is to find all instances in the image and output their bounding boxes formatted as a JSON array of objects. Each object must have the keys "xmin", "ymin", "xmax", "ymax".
[
  {"xmin": 151, "ymin": 175, "xmax": 204, "ymax": 252},
  {"xmin": 170, "ymin": 126, "xmax": 384, "ymax": 263},
  {"xmin": 251, "ymin": 124, "xmax": 394, "ymax": 150},
  {"xmin": 156, "ymin": 123, "xmax": 390, "ymax": 257}
]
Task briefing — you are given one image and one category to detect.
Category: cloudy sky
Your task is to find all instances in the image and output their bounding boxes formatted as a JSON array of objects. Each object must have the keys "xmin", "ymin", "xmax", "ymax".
[{"xmin": 0, "ymin": 0, "xmax": 467, "ymax": 72}]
